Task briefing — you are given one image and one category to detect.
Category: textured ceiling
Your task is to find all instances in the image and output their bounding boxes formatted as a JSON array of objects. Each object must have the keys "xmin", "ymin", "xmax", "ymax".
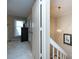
[
  {"xmin": 7, "ymin": 0, "xmax": 35, "ymax": 16},
  {"xmin": 50, "ymin": 0, "xmax": 72, "ymax": 18}
]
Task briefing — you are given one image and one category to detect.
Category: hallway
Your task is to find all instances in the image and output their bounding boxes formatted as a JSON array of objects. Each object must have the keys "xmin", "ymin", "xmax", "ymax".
[{"xmin": 7, "ymin": 41, "xmax": 32, "ymax": 59}]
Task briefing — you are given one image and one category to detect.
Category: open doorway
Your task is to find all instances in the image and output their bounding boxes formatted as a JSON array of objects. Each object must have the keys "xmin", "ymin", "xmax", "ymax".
[{"xmin": 7, "ymin": 16, "xmax": 33, "ymax": 59}]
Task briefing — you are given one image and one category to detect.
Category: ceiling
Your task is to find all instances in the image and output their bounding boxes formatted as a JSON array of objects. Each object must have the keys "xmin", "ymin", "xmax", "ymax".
[
  {"xmin": 7, "ymin": 0, "xmax": 35, "ymax": 16},
  {"xmin": 50, "ymin": 0, "xmax": 72, "ymax": 18},
  {"xmin": 8, "ymin": 0, "xmax": 72, "ymax": 17}
]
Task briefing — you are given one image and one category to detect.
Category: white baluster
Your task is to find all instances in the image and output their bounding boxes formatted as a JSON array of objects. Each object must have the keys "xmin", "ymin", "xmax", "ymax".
[
  {"xmin": 63, "ymin": 54, "xmax": 64, "ymax": 59},
  {"xmin": 53, "ymin": 47, "xmax": 54, "ymax": 59},
  {"xmin": 60, "ymin": 52, "xmax": 62, "ymax": 59},
  {"xmin": 65, "ymin": 56, "xmax": 66, "ymax": 59},
  {"xmin": 64, "ymin": 55, "xmax": 65, "ymax": 59},
  {"xmin": 57, "ymin": 50, "xmax": 58, "ymax": 59}
]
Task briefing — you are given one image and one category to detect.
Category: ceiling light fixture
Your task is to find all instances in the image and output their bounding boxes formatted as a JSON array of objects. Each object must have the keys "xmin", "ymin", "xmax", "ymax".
[
  {"xmin": 58, "ymin": 6, "xmax": 61, "ymax": 9},
  {"xmin": 56, "ymin": 29, "xmax": 62, "ymax": 32}
]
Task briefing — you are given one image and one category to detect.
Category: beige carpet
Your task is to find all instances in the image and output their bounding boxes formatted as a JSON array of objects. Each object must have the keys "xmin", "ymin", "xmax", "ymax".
[{"xmin": 7, "ymin": 41, "xmax": 32, "ymax": 59}]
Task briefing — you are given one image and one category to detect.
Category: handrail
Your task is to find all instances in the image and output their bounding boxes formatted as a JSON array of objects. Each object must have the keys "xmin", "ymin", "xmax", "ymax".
[{"xmin": 49, "ymin": 37, "xmax": 67, "ymax": 56}]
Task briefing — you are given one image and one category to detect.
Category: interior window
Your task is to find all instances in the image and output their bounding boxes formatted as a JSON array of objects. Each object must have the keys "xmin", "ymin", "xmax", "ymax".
[{"xmin": 15, "ymin": 20, "xmax": 24, "ymax": 36}]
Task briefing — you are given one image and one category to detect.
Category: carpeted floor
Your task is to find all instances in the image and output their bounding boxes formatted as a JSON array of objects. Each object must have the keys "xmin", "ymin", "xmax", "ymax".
[{"xmin": 7, "ymin": 41, "xmax": 32, "ymax": 59}]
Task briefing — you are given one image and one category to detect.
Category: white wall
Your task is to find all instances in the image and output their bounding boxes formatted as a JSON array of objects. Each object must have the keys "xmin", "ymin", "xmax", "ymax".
[
  {"xmin": 27, "ymin": 15, "xmax": 32, "ymax": 44},
  {"xmin": 32, "ymin": 1, "xmax": 40, "ymax": 59},
  {"xmin": 57, "ymin": 14, "xmax": 72, "ymax": 59}
]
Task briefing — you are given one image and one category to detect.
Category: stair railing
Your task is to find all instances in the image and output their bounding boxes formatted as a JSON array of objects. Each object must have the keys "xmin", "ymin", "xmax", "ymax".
[{"xmin": 49, "ymin": 37, "xmax": 67, "ymax": 59}]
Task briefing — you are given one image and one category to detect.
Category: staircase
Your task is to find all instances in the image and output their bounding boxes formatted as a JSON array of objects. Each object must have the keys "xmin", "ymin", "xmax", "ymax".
[{"xmin": 49, "ymin": 37, "xmax": 67, "ymax": 59}]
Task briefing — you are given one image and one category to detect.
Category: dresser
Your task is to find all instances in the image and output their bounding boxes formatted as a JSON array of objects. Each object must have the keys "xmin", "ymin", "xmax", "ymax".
[{"xmin": 21, "ymin": 27, "xmax": 28, "ymax": 42}]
